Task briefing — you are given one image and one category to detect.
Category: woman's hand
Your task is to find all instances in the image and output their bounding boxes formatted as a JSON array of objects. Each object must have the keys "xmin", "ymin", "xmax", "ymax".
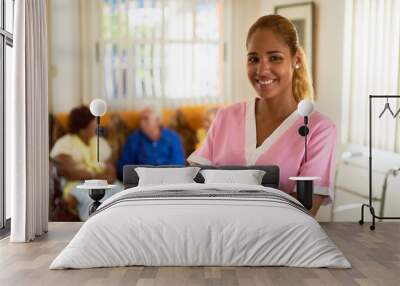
[{"xmin": 309, "ymin": 195, "xmax": 324, "ymax": 217}]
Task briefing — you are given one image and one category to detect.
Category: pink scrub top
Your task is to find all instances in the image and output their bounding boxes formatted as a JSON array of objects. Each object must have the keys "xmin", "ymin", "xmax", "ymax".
[{"xmin": 188, "ymin": 98, "xmax": 336, "ymax": 202}]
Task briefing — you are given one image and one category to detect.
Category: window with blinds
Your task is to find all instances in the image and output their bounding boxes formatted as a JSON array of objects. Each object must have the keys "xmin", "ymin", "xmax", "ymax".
[
  {"xmin": 342, "ymin": 0, "xmax": 400, "ymax": 152},
  {"xmin": 100, "ymin": 0, "xmax": 225, "ymax": 103}
]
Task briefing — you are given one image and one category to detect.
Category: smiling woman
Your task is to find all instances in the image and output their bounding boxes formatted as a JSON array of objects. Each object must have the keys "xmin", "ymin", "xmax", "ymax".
[{"xmin": 188, "ymin": 14, "xmax": 336, "ymax": 217}]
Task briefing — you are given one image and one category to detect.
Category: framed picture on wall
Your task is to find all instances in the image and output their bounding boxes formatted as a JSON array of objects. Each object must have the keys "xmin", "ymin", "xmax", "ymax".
[{"xmin": 274, "ymin": 2, "xmax": 315, "ymax": 80}]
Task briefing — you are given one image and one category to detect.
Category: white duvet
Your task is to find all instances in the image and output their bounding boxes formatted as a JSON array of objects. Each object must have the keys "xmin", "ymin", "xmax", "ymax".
[{"xmin": 50, "ymin": 183, "xmax": 351, "ymax": 269}]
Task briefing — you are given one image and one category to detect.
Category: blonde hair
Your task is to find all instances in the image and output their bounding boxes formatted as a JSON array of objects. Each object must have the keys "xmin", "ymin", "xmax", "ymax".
[{"xmin": 246, "ymin": 15, "xmax": 314, "ymax": 101}]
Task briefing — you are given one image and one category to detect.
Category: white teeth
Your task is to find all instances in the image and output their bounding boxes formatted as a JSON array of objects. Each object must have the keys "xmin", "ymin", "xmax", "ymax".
[{"xmin": 258, "ymin": 79, "xmax": 275, "ymax": 85}]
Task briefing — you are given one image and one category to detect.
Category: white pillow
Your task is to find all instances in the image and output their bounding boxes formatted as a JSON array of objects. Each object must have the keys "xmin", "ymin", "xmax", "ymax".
[
  {"xmin": 200, "ymin": 169, "xmax": 266, "ymax": 185},
  {"xmin": 135, "ymin": 167, "xmax": 201, "ymax": 186}
]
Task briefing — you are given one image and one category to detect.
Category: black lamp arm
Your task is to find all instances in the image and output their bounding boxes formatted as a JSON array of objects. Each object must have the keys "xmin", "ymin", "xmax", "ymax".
[
  {"xmin": 298, "ymin": 116, "xmax": 309, "ymax": 163},
  {"xmin": 96, "ymin": 117, "xmax": 100, "ymax": 162}
]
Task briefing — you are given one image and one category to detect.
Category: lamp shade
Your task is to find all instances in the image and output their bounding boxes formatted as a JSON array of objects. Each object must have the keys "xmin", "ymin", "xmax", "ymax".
[
  {"xmin": 297, "ymin": 99, "xmax": 314, "ymax": 117},
  {"xmin": 90, "ymin": 99, "xmax": 107, "ymax": 117}
]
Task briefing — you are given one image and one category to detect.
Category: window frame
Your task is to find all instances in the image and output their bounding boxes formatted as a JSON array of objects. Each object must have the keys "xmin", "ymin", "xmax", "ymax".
[
  {"xmin": 98, "ymin": 0, "xmax": 227, "ymax": 108},
  {"xmin": 0, "ymin": 0, "xmax": 14, "ymax": 232}
]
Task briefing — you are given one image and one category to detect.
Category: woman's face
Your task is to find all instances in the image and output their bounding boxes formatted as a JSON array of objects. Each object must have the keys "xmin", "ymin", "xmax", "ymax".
[{"xmin": 247, "ymin": 28, "xmax": 298, "ymax": 101}]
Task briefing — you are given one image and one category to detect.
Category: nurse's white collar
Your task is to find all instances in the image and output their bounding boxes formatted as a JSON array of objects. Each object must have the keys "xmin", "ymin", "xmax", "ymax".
[{"xmin": 244, "ymin": 98, "xmax": 301, "ymax": 165}]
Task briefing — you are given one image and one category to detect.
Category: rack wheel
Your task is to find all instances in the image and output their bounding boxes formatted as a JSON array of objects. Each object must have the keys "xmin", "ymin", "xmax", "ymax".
[
  {"xmin": 358, "ymin": 220, "xmax": 364, "ymax": 225},
  {"xmin": 370, "ymin": 225, "xmax": 375, "ymax": 231}
]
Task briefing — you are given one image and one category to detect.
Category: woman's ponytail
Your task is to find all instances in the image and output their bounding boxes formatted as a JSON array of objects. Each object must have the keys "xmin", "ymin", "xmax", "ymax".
[{"xmin": 292, "ymin": 46, "xmax": 314, "ymax": 102}]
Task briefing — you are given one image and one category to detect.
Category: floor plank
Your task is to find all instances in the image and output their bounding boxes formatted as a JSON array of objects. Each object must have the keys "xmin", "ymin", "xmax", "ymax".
[{"xmin": 0, "ymin": 222, "xmax": 399, "ymax": 286}]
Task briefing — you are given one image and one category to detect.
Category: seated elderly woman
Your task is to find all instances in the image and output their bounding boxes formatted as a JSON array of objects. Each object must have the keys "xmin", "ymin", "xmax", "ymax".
[{"xmin": 50, "ymin": 105, "xmax": 119, "ymax": 221}]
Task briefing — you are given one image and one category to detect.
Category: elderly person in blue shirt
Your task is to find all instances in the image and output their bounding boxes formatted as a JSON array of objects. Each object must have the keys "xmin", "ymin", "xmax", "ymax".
[{"xmin": 117, "ymin": 105, "xmax": 185, "ymax": 179}]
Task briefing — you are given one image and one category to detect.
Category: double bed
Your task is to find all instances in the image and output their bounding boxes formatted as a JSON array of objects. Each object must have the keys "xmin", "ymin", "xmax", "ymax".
[{"xmin": 50, "ymin": 165, "xmax": 350, "ymax": 269}]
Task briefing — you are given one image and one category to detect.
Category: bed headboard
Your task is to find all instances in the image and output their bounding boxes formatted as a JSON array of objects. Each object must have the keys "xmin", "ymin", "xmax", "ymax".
[{"xmin": 123, "ymin": 165, "xmax": 280, "ymax": 189}]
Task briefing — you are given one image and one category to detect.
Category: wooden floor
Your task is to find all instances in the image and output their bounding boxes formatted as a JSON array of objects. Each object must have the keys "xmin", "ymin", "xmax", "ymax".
[{"xmin": 0, "ymin": 222, "xmax": 399, "ymax": 286}]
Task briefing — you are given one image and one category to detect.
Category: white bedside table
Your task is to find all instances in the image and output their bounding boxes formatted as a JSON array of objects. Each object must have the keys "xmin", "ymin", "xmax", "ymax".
[{"xmin": 77, "ymin": 183, "xmax": 117, "ymax": 215}]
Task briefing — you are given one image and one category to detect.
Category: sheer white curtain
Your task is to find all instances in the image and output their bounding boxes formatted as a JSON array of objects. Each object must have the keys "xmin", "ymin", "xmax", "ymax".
[
  {"xmin": 7, "ymin": 0, "xmax": 49, "ymax": 242},
  {"xmin": 342, "ymin": 0, "xmax": 400, "ymax": 151}
]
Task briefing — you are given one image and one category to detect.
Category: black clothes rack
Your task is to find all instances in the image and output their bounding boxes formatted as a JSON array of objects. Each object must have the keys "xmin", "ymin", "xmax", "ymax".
[{"xmin": 359, "ymin": 95, "xmax": 400, "ymax": 230}]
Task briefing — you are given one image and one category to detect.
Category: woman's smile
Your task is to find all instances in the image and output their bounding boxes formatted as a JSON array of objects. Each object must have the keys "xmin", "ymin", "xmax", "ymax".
[{"xmin": 255, "ymin": 78, "xmax": 279, "ymax": 90}]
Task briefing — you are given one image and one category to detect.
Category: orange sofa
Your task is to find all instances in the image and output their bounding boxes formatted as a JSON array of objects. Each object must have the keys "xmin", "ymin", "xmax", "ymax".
[
  {"xmin": 54, "ymin": 105, "xmax": 218, "ymax": 134},
  {"xmin": 50, "ymin": 104, "xmax": 221, "ymax": 160}
]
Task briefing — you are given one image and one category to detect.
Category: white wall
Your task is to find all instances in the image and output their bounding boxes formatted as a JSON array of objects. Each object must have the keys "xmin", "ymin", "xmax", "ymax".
[
  {"xmin": 50, "ymin": 0, "xmax": 81, "ymax": 113},
  {"xmin": 229, "ymin": 0, "xmax": 261, "ymax": 103}
]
